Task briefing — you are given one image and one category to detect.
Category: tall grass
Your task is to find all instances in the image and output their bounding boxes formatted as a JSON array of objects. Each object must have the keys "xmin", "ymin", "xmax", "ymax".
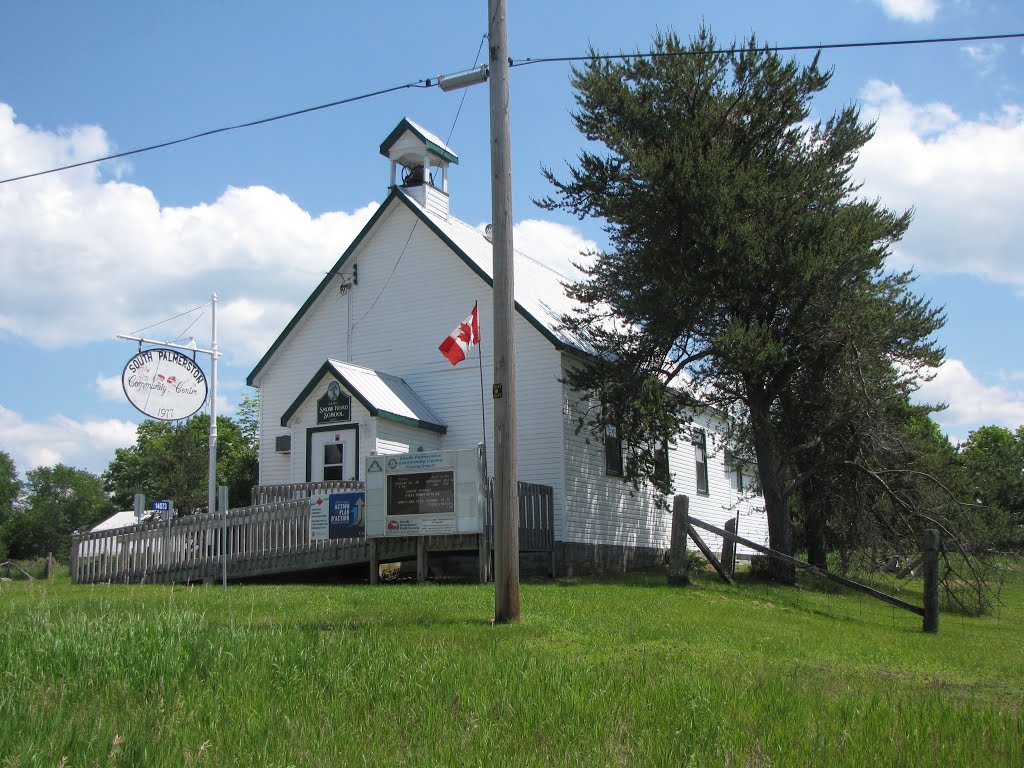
[
  {"xmin": 1, "ymin": 565, "xmax": 1021, "ymax": 767},
  {"xmin": 0, "ymin": 558, "xmax": 66, "ymax": 581}
]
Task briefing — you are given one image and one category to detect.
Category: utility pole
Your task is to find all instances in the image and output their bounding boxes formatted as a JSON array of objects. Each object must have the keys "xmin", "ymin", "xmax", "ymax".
[{"xmin": 488, "ymin": 0, "xmax": 520, "ymax": 622}]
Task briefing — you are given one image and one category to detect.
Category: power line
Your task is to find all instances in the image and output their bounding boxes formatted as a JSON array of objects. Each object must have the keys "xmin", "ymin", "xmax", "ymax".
[
  {"xmin": 2, "ymin": 31, "xmax": 1020, "ymax": 187},
  {"xmin": 351, "ymin": 211, "xmax": 419, "ymax": 330},
  {"xmin": 0, "ymin": 80, "xmax": 430, "ymax": 185},
  {"xmin": 445, "ymin": 33, "xmax": 489, "ymax": 149},
  {"xmin": 510, "ymin": 32, "xmax": 1024, "ymax": 68}
]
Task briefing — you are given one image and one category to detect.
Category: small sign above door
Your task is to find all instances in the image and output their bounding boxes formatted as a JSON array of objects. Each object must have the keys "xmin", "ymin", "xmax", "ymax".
[{"xmin": 317, "ymin": 381, "xmax": 351, "ymax": 424}]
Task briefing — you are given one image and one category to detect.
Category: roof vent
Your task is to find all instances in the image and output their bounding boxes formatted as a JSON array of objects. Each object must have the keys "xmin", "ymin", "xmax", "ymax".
[{"xmin": 483, "ymin": 224, "xmax": 493, "ymax": 243}]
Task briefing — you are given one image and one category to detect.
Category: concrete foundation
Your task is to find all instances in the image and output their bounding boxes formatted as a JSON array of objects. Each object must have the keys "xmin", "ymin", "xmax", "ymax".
[{"xmin": 555, "ymin": 541, "xmax": 667, "ymax": 577}]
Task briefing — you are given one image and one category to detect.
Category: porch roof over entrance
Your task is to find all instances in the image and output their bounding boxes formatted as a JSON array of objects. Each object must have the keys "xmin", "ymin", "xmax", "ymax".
[{"xmin": 279, "ymin": 359, "xmax": 447, "ymax": 434}]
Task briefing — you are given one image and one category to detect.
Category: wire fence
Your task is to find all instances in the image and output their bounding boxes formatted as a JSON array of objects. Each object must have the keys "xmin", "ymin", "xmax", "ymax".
[{"xmin": 709, "ymin": 550, "xmax": 1024, "ymax": 641}]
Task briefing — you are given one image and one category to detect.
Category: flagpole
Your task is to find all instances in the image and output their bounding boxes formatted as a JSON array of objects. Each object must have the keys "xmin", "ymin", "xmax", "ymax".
[
  {"xmin": 477, "ymin": 303, "xmax": 490, "ymax": 585},
  {"xmin": 476, "ymin": 300, "xmax": 488, "ymax": 479}
]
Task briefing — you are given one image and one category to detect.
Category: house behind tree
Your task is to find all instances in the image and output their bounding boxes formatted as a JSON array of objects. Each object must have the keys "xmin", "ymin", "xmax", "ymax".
[{"xmin": 246, "ymin": 118, "xmax": 767, "ymax": 573}]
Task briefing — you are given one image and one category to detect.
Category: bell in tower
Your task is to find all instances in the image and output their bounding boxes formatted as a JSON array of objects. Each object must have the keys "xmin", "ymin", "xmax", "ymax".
[{"xmin": 401, "ymin": 164, "xmax": 425, "ymax": 187}]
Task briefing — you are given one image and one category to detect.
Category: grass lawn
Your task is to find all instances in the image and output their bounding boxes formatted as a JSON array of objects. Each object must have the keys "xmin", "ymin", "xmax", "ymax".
[{"xmin": 1, "ymin": 562, "xmax": 1021, "ymax": 767}]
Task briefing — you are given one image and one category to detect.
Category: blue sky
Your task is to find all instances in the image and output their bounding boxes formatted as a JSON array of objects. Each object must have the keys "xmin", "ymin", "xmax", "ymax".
[{"xmin": 1, "ymin": 1, "xmax": 1022, "ymax": 476}]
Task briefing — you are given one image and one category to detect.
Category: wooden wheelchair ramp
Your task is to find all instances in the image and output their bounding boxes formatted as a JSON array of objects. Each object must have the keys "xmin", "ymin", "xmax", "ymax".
[{"xmin": 70, "ymin": 480, "xmax": 555, "ymax": 585}]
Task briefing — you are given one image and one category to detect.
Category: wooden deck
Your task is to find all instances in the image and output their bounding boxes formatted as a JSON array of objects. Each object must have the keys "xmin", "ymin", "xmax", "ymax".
[{"xmin": 70, "ymin": 480, "xmax": 555, "ymax": 585}]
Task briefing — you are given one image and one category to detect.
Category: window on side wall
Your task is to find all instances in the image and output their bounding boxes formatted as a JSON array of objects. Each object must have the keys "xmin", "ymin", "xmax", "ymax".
[
  {"xmin": 605, "ymin": 424, "xmax": 624, "ymax": 477},
  {"xmin": 655, "ymin": 437, "xmax": 670, "ymax": 487},
  {"xmin": 694, "ymin": 430, "xmax": 709, "ymax": 495}
]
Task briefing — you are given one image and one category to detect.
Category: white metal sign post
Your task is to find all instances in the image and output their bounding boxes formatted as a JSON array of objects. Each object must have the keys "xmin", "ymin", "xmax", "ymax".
[{"xmin": 118, "ymin": 292, "xmax": 223, "ymax": 581}]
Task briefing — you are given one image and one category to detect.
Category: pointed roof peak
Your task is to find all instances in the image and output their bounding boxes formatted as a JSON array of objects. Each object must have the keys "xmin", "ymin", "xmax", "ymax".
[{"xmin": 379, "ymin": 117, "xmax": 459, "ymax": 165}]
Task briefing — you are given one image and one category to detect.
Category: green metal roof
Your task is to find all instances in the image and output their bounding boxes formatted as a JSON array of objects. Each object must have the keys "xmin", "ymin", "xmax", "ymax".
[
  {"xmin": 279, "ymin": 360, "xmax": 446, "ymax": 433},
  {"xmin": 378, "ymin": 117, "xmax": 459, "ymax": 165}
]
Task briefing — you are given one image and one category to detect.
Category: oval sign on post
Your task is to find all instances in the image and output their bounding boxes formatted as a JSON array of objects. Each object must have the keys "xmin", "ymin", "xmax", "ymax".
[{"xmin": 122, "ymin": 349, "xmax": 208, "ymax": 421}]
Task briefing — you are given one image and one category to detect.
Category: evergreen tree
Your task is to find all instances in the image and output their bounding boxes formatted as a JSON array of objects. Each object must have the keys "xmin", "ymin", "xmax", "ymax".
[{"xmin": 540, "ymin": 28, "xmax": 944, "ymax": 581}]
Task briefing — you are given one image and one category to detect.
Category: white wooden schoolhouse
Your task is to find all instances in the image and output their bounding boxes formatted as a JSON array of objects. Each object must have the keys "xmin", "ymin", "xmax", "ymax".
[{"xmin": 246, "ymin": 118, "xmax": 767, "ymax": 573}]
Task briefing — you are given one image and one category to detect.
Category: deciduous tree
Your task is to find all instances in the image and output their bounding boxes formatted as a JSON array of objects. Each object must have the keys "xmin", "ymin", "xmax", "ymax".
[
  {"xmin": 959, "ymin": 425, "xmax": 1024, "ymax": 548},
  {"xmin": 0, "ymin": 450, "xmax": 19, "ymax": 529},
  {"xmin": 0, "ymin": 450, "xmax": 21, "ymax": 560},
  {"xmin": 3, "ymin": 464, "xmax": 115, "ymax": 559},
  {"xmin": 104, "ymin": 410, "xmax": 258, "ymax": 515}
]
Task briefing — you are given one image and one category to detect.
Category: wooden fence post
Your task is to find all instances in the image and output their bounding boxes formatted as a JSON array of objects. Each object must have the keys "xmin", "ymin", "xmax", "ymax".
[
  {"xmin": 478, "ymin": 533, "xmax": 489, "ymax": 583},
  {"xmin": 921, "ymin": 528, "xmax": 940, "ymax": 633},
  {"xmin": 70, "ymin": 540, "xmax": 79, "ymax": 584},
  {"xmin": 369, "ymin": 539, "xmax": 379, "ymax": 585},
  {"xmin": 416, "ymin": 538, "xmax": 427, "ymax": 583},
  {"xmin": 668, "ymin": 495, "xmax": 689, "ymax": 586},
  {"xmin": 720, "ymin": 519, "xmax": 737, "ymax": 577}
]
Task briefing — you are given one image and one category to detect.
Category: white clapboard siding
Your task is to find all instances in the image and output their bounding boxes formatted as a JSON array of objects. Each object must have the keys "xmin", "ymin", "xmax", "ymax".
[
  {"xmin": 252, "ymin": 185, "xmax": 767, "ymax": 557},
  {"xmin": 561, "ymin": 365, "xmax": 769, "ymax": 552},
  {"xmin": 254, "ymin": 200, "xmax": 566, "ymax": 532},
  {"xmin": 560, "ymin": 370, "xmax": 670, "ymax": 549}
]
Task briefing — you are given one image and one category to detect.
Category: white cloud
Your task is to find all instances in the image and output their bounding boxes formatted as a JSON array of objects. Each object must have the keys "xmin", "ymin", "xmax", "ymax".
[
  {"xmin": 0, "ymin": 103, "xmax": 377, "ymax": 364},
  {"xmin": 218, "ymin": 296, "xmax": 305, "ymax": 365},
  {"xmin": 854, "ymin": 81, "xmax": 1024, "ymax": 286},
  {"xmin": 961, "ymin": 42, "xmax": 1005, "ymax": 76},
  {"xmin": 874, "ymin": 0, "xmax": 939, "ymax": 21},
  {"xmin": 95, "ymin": 374, "xmax": 123, "ymax": 401},
  {"xmin": 510, "ymin": 218, "xmax": 597, "ymax": 280},
  {"xmin": 915, "ymin": 359, "xmax": 1024, "ymax": 441},
  {"xmin": 0, "ymin": 405, "xmax": 138, "ymax": 476}
]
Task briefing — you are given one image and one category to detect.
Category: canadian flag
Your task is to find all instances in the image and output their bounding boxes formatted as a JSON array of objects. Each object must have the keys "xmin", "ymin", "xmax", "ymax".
[{"xmin": 438, "ymin": 304, "xmax": 481, "ymax": 365}]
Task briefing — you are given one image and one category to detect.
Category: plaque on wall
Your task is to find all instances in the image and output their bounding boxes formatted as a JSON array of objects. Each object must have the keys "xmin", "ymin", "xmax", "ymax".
[{"xmin": 317, "ymin": 381, "xmax": 351, "ymax": 424}]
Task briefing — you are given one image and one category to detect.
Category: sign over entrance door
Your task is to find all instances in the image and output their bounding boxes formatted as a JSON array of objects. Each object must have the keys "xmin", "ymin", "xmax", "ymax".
[{"xmin": 308, "ymin": 426, "xmax": 359, "ymax": 482}]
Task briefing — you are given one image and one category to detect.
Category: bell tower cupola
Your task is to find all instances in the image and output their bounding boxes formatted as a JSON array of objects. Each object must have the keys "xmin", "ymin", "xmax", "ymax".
[{"xmin": 380, "ymin": 118, "xmax": 458, "ymax": 219}]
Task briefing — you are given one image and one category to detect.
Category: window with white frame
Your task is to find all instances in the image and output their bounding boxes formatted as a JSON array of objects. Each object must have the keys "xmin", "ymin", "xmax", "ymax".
[
  {"xmin": 655, "ymin": 437, "xmax": 670, "ymax": 487},
  {"xmin": 322, "ymin": 444, "xmax": 344, "ymax": 481},
  {"xmin": 605, "ymin": 424, "xmax": 624, "ymax": 477},
  {"xmin": 694, "ymin": 430, "xmax": 709, "ymax": 495}
]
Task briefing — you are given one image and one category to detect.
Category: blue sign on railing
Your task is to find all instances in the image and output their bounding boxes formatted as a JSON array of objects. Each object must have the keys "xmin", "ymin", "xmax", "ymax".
[
  {"xmin": 309, "ymin": 492, "xmax": 365, "ymax": 541},
  {"xmin": 329, "ymin": 493, "xmax": 365, "ymax": 540},
  {"xmin": 153, "ymin": 500, "xmax": 170, "ymax": 512}
]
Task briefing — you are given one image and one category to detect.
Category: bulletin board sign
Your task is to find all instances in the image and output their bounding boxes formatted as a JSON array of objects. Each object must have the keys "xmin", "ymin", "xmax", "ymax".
[
  {"xmin": 364, "ymin": 448, "xmax": 483, "ymax": 538},
  {"xmin": 387, "ymin": 471, "xmax": 454, "ymax": 517}
]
